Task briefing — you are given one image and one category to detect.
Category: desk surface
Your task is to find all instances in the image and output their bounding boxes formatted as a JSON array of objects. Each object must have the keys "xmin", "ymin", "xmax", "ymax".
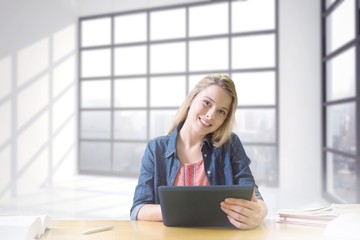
[{"xmin": 41, "ymin": 219, "xmax": 327, "ymax": 240}]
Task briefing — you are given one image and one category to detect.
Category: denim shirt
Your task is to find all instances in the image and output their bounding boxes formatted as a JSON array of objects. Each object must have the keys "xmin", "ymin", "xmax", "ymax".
[{"xmin": 130, "ymin": 125, "xmax": 263, "ymax": 220}]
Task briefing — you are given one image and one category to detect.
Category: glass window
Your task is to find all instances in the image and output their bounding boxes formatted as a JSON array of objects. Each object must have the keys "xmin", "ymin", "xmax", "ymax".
[
  {"xmin": 189, "ymin": 74, "xmax": 206, "ymax": 91},
  {"xmin": 150, "ymin": 42, "xmax": 186, "ymax": 73},
  {"xmin": 81, "ymin": 49, "xmax": 111, "ymax": 78},
  {"xmin": 189, "ymin": 38, "xmax": 228, "ymax": 72},
  {"xmin": 232, "ymin": 72, "xmax": 276, "ymax": 106},
  {"xmin": 235, "ymin": 109, "xmax": 276, "ymax": 143},
  {"xmin": 150, "ymin": 8, "xmax": 186, "ymax": 40},
  {"xmin": 81, "ymin": 80, "xmax": 111, "ymax": 108},
  {"xmin": 232, "ymin": 0, "xmax": 275, "ymax": 32},
  {"xmin": 114, "ymin": 78, "xmax": 147, "ymax": 107},
  {"xmin": 115, "ymin": 13, "xmax": 147, "ymax": 44},
  {"xmin": 322, "ymin": 0, "xmax": 359, "ymax": 203},
  {"xmin": 80, "ymin": 142, "xmax": 111, "ymax": 171},
  {"xmin": 326, "ymin": 0, "xmax": 337, "ymax": 8},
  {"xmin": 81, "ymin": 111, "xmax": 111, "ymax": 139},
  {"xmin": 244, "ymin": 145, "xmax": 277, "ymax": 184},
  {"xmin": 114, "ymin": 45, "xmax": 147, "ymax": 75},
  {"xmin": 150, "ymin": 76, "xmax": 186, "ymax": 107},
  {"xmin": 81, "ymin": 18, "xmax": 111, "ymax": 47},
  {"xmin": 232, "ymin": 34, "xmax": 275, "ymax": 69},
  {"xmin": 114, "ymin": 111, "xmax": 147, "ymax": 140},
  {"xmin": 326, "ymin": 152, "xmax": 357, "ymax": 203},
  {"xmin": 326, "ymin": 103, "xmax": 356, "ymax": 155},
  {"xmin": 78, "ymin": 1, "xmax": 278, "ymax": 185},
  {"xmin": 150, "ymin": 110, "xmax": 177, "ymax": 138},
  {"xmin": 189, "ymin": 2, "xmax": 228, "ymax": 37},
  {"xmin": 113, "ymin": 143, "xmax": 146, "ymax": 174},
  {"xmin": 326, "ymin": 0, "xmax": 355, "ymax": 54},
  {"xmin": 326, "ymin": 46, "xmax": 356, "ymax": 101}
]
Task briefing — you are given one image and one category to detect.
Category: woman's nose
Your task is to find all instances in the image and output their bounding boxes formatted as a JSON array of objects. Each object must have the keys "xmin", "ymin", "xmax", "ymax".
[{"xmin": 206, "ymin": 109, "xmax": 215, "ymax": 120}]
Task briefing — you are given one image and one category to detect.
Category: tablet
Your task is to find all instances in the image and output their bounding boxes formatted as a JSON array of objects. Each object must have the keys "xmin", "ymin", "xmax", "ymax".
[{"xmin": 158, "ymin": 185, "xmax": 254, "ymax": 227}]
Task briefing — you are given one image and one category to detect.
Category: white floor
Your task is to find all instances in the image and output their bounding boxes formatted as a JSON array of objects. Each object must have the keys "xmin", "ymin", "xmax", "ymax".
[
  {"xmin": 0, "ymin": 175, "xmax": 327, "ymax": 220},
  {"xmin": 0, "ymin": 175, "xmax": 138, "ymax": 220}
]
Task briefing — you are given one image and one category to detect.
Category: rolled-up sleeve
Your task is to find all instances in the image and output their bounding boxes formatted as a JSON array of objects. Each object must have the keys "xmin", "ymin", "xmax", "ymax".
[
  {"xmin": 130, "ymin": 140, "xmax": 157, "ymax": 219},
  {"xmin": 229, "ymin": 133, "xmax": 264, "ymax": 201}
]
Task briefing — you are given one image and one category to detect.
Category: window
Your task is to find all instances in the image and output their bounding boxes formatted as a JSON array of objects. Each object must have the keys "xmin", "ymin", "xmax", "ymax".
[
  {"xmin": 78, "ymin": 0, "xmax": 279, "ymax": 186},
  {"xmin": 322, "ymin": 0, "xmax": 360, "ymax": 203}
]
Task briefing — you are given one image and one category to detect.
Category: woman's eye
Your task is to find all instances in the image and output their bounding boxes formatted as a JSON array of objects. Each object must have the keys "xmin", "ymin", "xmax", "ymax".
[
  {"xmin": 218, "ymin": 110, "xmax": 226, "ymax": 115},
  {"xmin": 203, "ymin": 100, "xmax": 211, "ymax": 106}
]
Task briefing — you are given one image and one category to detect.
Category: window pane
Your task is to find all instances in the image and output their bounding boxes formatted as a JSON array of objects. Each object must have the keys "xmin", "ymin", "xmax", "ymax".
[
  {"xmin": 150, "ymin": 76, "xmax": 186, "ymax": 107},
  {"xmin": 81, "ymin": 18, "xmax": 111, "ymax": 47},
  {"xmin": 113, "ymin": 142, "xmax": 146, "ymax": 174},
  {"xmin": 326, "ymin": 152, "xmax": 357, "ymax": 203},
  {"xmin": 326, "ymin": 46, "xmax": 356, "ymax": 101},
  {"xmin": 151, "ymin": 8, "xmax": 186, "ymax": 40},
  {"xmin": 326, "ymin": 0, "xmax": 355, "ymax": 54},
  {"xmin": 114, "ymin": 111, "xmax": 147, "ymax": 140},
  {"xmin": 232, "ymin": 72, "xmax": 275, "ymax": 106},
  {"xmin": 189, "ymin": 73, "xmax": 230, "ymax": 93},
  {"xmin": 115, "ymin": 13, "xmax": 147, "ymax": 44},
  {"xmin": 81, "ymin": 49, "xmax": 111, "ymax": 77},
  {"xmin": 232, "ymin": 0, "xmax": 275, "ymax": 32},
  {"xmin": 114, "ymin": 45, "xmax": 147, "ymax": 75},
  {"xmin": 189, "ymin": 74, "xmax": 205, "ymax": 92},
  {"xmin": 81, "ymin": 80, "xmax": 111, "ymax": 108},
  {"xmin": 232, "ymin": 35, "xmax": 275, "ymax": 69},
  {"xmin": 235, "ymin": 109, "xmax": 276, "ymax": 143},
  {"xmin": 81, "ymin": 111, "xmax": 111, "ymax": 139},
  {"xmin": 114, "ymin": 78, "xmax": 147, "ymax": 107},
  {"xmin": 326, "ymin": 0, "xmax": 336, "ymax": 8},
  {"xmin": 244, "ymin": 145, "xmax": 277, "ymax": 184},
  {"xmin": 150, "ymin": 42, "xmax": 186, "ymax": 73},
  {"xmin": 150, "ymin": 110, "xmax": 177, "ymax": 138},
  {"xmin": 80, "ymin": 142, "xmax": 111, "ymax": 171},
  {"xmin": 189, "ymin": 2, "xmax": 228, "ymax": 37},
  {"xmin": 189, "ymin": 38, "xmax": 228, "ymax": 72},
  {"xmin": 326, "ymin": 103, "xmax": 356, "ymax": 154}
]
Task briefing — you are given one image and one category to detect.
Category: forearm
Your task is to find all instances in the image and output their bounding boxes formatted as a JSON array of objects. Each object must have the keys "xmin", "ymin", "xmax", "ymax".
[{"xmin": 137, "ymin": 204, "xmax": 163, "ymax": 221}]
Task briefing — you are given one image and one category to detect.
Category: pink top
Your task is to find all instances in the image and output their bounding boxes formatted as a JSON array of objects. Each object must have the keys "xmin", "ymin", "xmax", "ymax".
[{"xmin": 174, "ymin": 159, "xmax": 210, "ymax": 186}]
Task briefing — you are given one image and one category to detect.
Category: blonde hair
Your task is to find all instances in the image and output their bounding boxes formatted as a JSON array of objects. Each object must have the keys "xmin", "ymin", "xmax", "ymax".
[{"xmin": 168, "ymin": 74, "xmax": 238, "ymax": 148}]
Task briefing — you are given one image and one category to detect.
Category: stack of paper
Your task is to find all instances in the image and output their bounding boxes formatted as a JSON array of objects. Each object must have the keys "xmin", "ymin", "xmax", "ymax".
[{"xmin": 277, "ymin": 204, "xmax": 360, "ymax": 227}]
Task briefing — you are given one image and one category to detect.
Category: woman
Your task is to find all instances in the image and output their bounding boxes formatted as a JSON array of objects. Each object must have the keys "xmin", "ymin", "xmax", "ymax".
[{"xmin": 130, "ymin": 74, "xmax": 268, "ymax": 229}]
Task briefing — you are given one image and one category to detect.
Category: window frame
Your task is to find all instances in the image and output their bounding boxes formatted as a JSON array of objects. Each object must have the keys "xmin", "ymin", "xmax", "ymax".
[{"xmin": 321, "ymin": 0, "xmax": 360, "ymax": 203}]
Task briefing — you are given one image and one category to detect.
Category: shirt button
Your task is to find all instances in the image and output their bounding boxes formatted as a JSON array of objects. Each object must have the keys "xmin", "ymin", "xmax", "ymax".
[
  {"xmin": 207, "ymin": 170, "xmax": 211, "ymax": 175},
  {"xmin": 204, "ymin": 154, "xmax": 207, "ymax": 157}
]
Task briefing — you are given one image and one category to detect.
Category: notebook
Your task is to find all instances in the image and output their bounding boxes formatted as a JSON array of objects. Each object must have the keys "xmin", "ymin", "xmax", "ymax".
[
  {"xmin": 158, "ymin": 185, "xmax": 254, "ymax": 228},
  {"xmin": 277, "ymin": 204, "xmax": 360, "ymax": 227}
]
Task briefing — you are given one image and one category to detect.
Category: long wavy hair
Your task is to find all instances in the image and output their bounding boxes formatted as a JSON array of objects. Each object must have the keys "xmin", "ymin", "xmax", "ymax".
[{"xmin": 168, "ymin": 74, "xmax": 238, "ymax": 148}]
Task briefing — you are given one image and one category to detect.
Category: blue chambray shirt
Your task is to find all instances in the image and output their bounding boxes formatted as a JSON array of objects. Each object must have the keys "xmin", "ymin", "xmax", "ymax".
[{"xmin": 130, "ymin": 124, "xmax": 263, "ymax": 220}]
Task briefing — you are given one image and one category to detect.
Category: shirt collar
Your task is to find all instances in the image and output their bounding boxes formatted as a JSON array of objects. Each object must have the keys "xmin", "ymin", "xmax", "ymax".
[
  {"xmin": 165, "ymin": 124, "xmax": 212, "ymax": 158},
  {"xmin": 165, "ymin": 124, "xmax": 180, "ymax": 158}
]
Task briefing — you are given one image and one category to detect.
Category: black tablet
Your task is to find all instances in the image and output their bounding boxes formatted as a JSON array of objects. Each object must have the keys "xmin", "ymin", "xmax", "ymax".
[{"xmin": 158, "ymin": 185, "xmax": 254, "ymax": 228}]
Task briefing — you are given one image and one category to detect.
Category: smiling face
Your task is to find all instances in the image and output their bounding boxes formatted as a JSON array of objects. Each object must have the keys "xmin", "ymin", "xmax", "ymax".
[{"xmin": 186, "ymin": 84, "xmax": 233, "ymax": 136}]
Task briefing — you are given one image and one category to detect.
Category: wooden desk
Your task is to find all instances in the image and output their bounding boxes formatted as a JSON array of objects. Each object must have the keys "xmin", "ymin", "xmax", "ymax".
[{"xmin": 42, "ymin": 219, "xmax": 327, "ymax": 240}]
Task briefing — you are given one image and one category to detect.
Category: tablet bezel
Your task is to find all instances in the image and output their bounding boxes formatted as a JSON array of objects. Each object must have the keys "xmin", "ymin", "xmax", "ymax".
[{"xmin": 158, "ymin": 185, "xmax": 254, "ymax": 228}]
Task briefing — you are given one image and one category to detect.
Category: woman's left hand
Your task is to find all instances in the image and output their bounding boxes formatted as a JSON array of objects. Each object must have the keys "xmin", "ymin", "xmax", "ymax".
[{"xmin": 220, "ymin": 191, "xmax": 267, "ymax": 229}]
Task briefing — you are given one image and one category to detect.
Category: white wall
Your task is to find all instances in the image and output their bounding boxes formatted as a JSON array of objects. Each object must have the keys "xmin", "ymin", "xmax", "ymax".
[
  {"xmin": 0, "ymin": 0, "xmax": 78, "ymax": 199},
  {"xmin": 278, "ymin": 0, "xmax": 323, "ymax": 208},
  {"xmin": 76, "ymin": 0, "xmax": 208, "ymax": 16}
]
